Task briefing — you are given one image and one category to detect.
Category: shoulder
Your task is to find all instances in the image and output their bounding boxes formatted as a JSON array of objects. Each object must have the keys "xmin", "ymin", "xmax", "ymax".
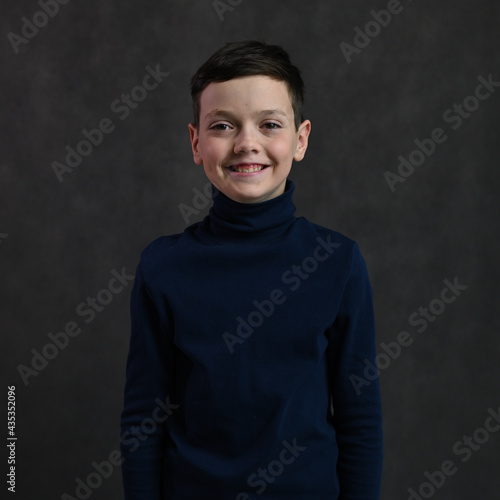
[
  {"xmin": 140, "ymin": 233, "xmax": 182, "ymax": 261},
  {"xmin": 135, "ymin": 219, "xmax": 206, "ymax": 278},
  {"xmin": 135, "ymin": 230, "xmax": 188, "ymax": 285},
  {"xmin": 295, "ymin": 218, "xmax": 362, "ymax": 262},
  {"xmin": 294, "ymin": 218, "xmax": 371, "ymax": 292}
]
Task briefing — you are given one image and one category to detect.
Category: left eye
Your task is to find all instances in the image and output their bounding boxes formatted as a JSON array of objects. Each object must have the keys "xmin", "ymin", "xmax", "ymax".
[{"xmin": 263, "ymin": 123, "xmax": 281, "ymax": 129}]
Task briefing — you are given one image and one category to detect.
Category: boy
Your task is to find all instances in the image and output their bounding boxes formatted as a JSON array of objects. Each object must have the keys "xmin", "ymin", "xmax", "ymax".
[{"xmin": 121, "ymin": 40, "xmax": 383, "ymax": 499}]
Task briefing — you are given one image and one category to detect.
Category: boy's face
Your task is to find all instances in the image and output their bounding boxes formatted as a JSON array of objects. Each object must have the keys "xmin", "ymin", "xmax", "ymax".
[{"xmin": 188, "ymin": 75, "xmax": 311, "ymax": 204}]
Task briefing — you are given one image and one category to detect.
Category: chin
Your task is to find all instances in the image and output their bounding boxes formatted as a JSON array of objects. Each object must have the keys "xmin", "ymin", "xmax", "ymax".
[{"xmin": 232, "ymin": 185, "xmax": 284, "ymax": 203}]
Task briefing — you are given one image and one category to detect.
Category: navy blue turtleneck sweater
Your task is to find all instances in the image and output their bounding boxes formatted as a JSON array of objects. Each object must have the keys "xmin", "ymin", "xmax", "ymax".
[{"xmin": 120, "ymin": 180, "xmax": 383, "ymax": 499}]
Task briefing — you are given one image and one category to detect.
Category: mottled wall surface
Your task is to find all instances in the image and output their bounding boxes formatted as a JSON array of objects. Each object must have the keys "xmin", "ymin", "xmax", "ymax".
[{"xmin": 1, "ymin": 0, "xmax": 499, "ymax": 498}]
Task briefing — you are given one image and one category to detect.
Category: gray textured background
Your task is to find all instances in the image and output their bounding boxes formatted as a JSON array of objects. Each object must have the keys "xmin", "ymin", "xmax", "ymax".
[{"xmin": 2, "ymin": 0, "xmax": 499, "ymax": 498}]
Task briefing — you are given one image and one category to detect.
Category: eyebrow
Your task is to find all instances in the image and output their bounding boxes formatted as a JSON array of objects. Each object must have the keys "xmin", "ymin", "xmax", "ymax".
[{"xmin": 203, "ymin": 109, "xmax": 289, "ymax": 122}]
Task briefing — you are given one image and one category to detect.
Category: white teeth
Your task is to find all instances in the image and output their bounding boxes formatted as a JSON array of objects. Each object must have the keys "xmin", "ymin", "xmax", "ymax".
[{"xmin": 232, "ymin": 165, "xmax": 265, "ymax": 173}]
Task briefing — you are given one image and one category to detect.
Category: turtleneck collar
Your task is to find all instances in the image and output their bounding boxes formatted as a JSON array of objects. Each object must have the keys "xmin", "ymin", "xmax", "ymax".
[{"xmin": 198, "ymin": 179, "xmax": 297, "ymax": 244}]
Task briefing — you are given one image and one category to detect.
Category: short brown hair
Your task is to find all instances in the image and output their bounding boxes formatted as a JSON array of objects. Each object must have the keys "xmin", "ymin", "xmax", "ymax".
[{"xmin": 190, "ymin": 40, "xmax": 305, "ymax": 130}]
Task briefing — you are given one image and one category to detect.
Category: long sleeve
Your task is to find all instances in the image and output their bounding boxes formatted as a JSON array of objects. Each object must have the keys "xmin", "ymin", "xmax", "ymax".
[
  {"xmin": 118, "ymin": 181, "xmax": 383, "ymax": 498},
  {"xmin": 120, "ymin": 260, "xmax": 176, "ymax": 499},
  {"xmin": 327, "ymin": 243, "xmax": 383, "ymax": 499}
]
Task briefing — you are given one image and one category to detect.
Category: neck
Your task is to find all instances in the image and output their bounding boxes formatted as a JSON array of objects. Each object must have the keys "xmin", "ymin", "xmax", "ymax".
[{"xmin": 199, "ymin": 179, "xmax": 297, "ymax": 244}]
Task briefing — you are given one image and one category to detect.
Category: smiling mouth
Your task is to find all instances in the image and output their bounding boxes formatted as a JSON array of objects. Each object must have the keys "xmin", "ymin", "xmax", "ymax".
[{"xmin": 227, "ymin": 164, "xmax": 269, "ymax": 173}]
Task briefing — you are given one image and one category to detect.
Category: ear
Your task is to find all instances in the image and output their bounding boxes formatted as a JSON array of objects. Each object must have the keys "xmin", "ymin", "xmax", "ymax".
[
  {"xmin": 188, "ymin": 123, "xmax": 203, "ymax": 165},
  {"xmin": 293, "ymin": 119, "xmax": 312, "ymax": 162}
]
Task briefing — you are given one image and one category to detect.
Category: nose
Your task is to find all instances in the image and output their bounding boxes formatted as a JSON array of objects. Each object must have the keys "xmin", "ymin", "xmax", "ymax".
[{"xmin": 233, "ymin": 125, "xmax": 260, "ymax": 155}]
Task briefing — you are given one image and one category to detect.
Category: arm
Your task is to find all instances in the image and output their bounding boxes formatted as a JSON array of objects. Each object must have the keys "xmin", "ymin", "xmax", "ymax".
[
  {"xmin": 327, "ymin": 243, "xmax": 383, "ymax": 499},
  {"xmin": 120, "ymin": 260, "xmax": 176, "ymax": 499}
]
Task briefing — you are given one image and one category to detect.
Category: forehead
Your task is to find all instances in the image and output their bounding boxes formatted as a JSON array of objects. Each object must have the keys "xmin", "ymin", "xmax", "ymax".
[{"xmin": 200, "ymin": 75, "xmax": 293, "ymax": 117}]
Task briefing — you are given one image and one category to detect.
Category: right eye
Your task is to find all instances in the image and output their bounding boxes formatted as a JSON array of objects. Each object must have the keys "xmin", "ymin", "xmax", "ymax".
[{"xmin": 210, "ymin": 123, "xmax": 231, "ymax": 131}]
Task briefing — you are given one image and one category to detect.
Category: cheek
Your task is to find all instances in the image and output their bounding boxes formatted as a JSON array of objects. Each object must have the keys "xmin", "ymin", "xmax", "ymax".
[
  {"xmin": 200, "ymin": 137, "xmax": 226, "ymax": 161},
  {"xmin": 267, "ymin": 136, "xmax": 297, "ymax": 161}
]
